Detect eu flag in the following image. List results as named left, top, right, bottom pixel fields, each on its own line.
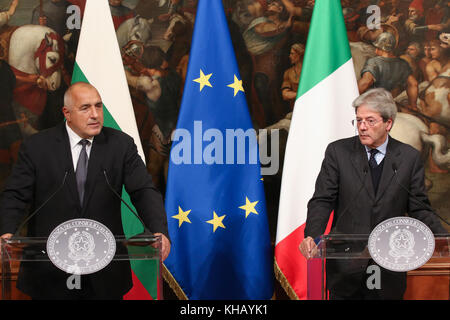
left=163, top=0, right=273, bottom=299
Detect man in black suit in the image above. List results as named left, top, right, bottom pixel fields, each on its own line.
left=0, top=82, right=170, bottom=299
left=299, top=88, right=447, bottom=300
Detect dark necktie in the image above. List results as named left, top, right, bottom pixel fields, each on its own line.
left=75, top=139, right=90, bottom=206
left=369, top=148, right=379, bottom=169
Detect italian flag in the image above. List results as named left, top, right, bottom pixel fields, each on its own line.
left=72, top=0, right=159, bottom=299
left=274, top=0, right=358, bottom=300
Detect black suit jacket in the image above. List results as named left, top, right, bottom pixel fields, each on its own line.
left=305, top=136, right=447, bottom=298
left=0, top=123, right=169, bottom=298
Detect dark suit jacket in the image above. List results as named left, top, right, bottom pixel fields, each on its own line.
left=0, top=123, right=169, bottom=299
left=305, top=136, right=447, bottom=298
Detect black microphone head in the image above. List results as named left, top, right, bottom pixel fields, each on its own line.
left=363, top=166, right=368, bottom=174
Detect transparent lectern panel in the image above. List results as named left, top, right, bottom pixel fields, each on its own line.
left=306, top=235, right=449, bottom=300
left=1, top=235, right=161, bottom=300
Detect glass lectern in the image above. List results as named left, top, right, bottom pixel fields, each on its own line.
left=1, top=235, right=161, bottom=300
left=307, top=234, right=449, bottom=300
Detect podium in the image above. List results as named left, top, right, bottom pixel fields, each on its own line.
left=307, top=234, right=450, bottom=300
left=1, top=235, right=162, bottom=300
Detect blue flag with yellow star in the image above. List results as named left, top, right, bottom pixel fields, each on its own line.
left=163, top=0, right=273, bottom=300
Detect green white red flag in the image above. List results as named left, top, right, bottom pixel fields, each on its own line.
left=72, top=0, right=159, bottom=300
left=274, top=0, right=359, bottom=299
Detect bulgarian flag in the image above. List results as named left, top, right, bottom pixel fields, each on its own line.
left=72, top=0, right=159, bottom=300
left=274, top=0, right=358, bottom=300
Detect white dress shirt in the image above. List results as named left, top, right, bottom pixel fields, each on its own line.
left=66, top=122, right=94, bottom=171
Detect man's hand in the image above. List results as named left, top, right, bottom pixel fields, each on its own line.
left=154, top=233, right=171, bottom=261
left=299, top=236, right=317, bottom=260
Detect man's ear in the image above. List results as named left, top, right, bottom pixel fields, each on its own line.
left=62, top=106, right=70, bottom=121
left=386, top=118, right=393, bottom=131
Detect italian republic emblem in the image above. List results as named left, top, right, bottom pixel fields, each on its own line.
left=47, top=219, right=116, bottom=275
left=368, top=217, right=435, bottom=272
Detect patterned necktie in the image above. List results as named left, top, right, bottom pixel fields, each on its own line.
left=369, top=148, right=379, bottom=169
left=75, top=139, right=90, bottom=206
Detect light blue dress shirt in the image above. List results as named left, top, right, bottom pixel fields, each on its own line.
left=364, top=136, right=388, bottom=165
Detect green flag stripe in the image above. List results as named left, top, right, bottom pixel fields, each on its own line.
left=71, top=62, right=157, bottom=298
left=72, top=63, right=120, bottom=132
left=72, top=63, right=143, bottom=236
left=297, top=0, right=351, bottom=98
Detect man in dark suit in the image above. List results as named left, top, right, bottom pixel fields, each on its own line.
left=299, top=88, right=447, bottom=300
left=0, top=82, right=170, bottom=299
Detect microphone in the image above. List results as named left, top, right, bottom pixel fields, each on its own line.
left=332, top=165, right=369, bottom=234
left=102, top=169, right=153, bottom=236
left=13, top=170, right=69, bottom=238
left=392, top=163, right=450, bottom=226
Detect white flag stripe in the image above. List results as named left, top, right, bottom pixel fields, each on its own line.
left=276, top=59, right=358, bottom=244
left=76, top=0, right=144, bottom=159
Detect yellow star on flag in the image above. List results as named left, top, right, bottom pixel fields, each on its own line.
left=227, top=75, right=244, bottom=97
left=193, top=69, right=213, bottom=91
left=206, top=211, right=226, bottom=232
left=239, top=197, right=259, bottom=218
left=172, top=206, right=192, bottom=227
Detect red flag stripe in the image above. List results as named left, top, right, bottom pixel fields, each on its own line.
left=123, top=270, right=154, bottom=300
left=275, top=213, right=334, bottom=300
left=275, top=224, right=307, bottom=299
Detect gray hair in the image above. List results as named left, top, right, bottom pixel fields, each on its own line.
left=352, top=88, right=397, bottom=122
left=63, top=82, right=99, bottom=109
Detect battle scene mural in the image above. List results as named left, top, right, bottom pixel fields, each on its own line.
left=0, top=0, right=449, bottom=251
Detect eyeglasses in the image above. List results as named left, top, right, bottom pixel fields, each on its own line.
left=352, top=118, right=384, bottom=128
